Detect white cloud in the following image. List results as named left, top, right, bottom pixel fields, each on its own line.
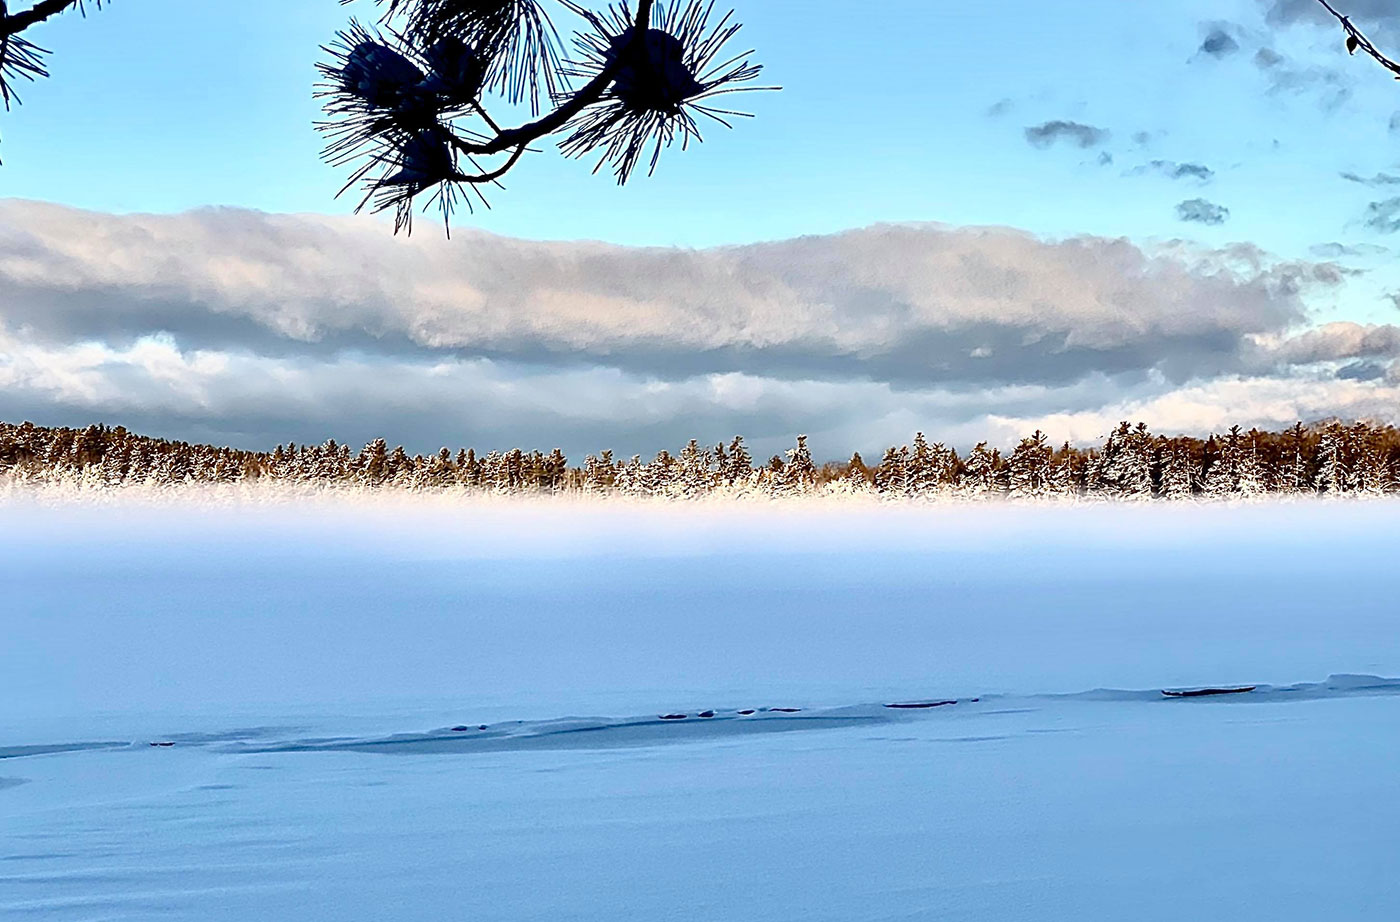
left=0, top=201, right=1385, bottom=458
left=0, top=201, right=1325, bottom=377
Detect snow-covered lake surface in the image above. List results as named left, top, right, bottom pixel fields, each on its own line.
left=3, top=497, right=1399, bottom=920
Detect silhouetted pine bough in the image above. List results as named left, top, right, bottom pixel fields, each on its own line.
left=1, top=2, right=772, bottom=226
left=3, top=419, right=1400, bottom=499
left=318, top=0, right=776, bottom=234
left=0, top=1, right=107, bottom=142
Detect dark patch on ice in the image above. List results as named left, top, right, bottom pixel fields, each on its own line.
left=885, top=700, right=958, bottom=710
left=1162, top=686, right=1256, bottom=698
left=232, top=709, right=895, bottom=756
left=0, top=777, right=30, bottom=791
left=0, top=742, right=130, bottom=760
left=14, top=675, right=1399, bottom=764
left=244, top=675, right=1399, bottom=757
left=162, top=727, right=298, bottom=744
left=0, top=727, right=304, bottom=761
left=1067, top=675, right=1400, bottom=705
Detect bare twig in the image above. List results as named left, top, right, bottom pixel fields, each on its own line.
left=455, top=141, right=527, bottom=183
left=1315, top=0, right=1400, bottom=79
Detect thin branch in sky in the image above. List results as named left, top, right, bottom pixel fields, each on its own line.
left=1314, top=0, right=1400, bottom=79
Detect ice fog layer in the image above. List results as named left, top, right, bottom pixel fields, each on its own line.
left=2, top=499, right=1399, bottom=919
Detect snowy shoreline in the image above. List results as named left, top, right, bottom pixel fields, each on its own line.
left=8, top=475, right=1400, bottom=508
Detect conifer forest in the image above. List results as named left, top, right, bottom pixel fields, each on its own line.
left=4, top=418, right=1399, bottom=498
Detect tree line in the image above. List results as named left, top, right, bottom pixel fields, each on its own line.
left=2, top=418, right=1399, bottom=498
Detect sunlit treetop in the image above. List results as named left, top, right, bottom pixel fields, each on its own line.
left=318, top=0, right=776, bottom=235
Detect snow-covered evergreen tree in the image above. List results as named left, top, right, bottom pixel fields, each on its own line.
left=907, top=433, right=938, bottom=496
left=1119, top=423, right=1155, bottom=497
left=1202, top=428, right=1241, bottom=498
left=932, top=442, right=959, bottom=492
left=583, top=451, right=615, bottom=491
left=73, top=424, right=105, bottom=469
left=97, top=443, right=128, bottom=486
left=1157, top=440, right=1195, bottom=499
left=478, top=450, right=505, bottom=491
left=388, top=445, right=414, bottom=487
left=1315, top=423, right=1350, bottom=495
left=1351, top=424, right=1391, bottom=495
left=1045, top=442, right=1080, bottom=497
left=845, top=452, right=871, bottom=487
left=1236, top=430, right=1268, bottom=497
left=676, top=439, right=715, bottom=497
left=504, top=448, right=526, bottom=491
left=1008, top=430, right=1053, bottom=497
left=826, top=452, right=873, bottom=495
left=214, top=451, right=242, bottom=484
left=643, top=450, right=676, bottom=495
left=722, top=436, right=753, bottom=487
left=1274, top=423, right=1312, bottom=494
left=774, top=435, right=817, bottom=495
left=359, top=438, right=389, bottom=486
left=127, top=441, right=153, bottom=484
left=959, top=442, right=1004, bottom=497
left=616, top=456, right=646, bottom=498
left=1091, top=423, right=1154, bottom=498
left=544, top=448, right=568, bottom=492
left=458, top=448, right=481, bottom=487
left=873, top=445, right=906, bottom=495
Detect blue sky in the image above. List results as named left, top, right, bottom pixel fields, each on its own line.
left=6, top=1, right=1398, bottom=260
left=3, top=0, right=1400, bottom=455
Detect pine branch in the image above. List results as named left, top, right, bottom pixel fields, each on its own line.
left=321, top=0, right=773, bottom=233
left=449, top=0, right=656, bottom=157
left=1, top=0, right=99, bottom=37
left=1, top=0, right=105, bottom=116
left=1315, top=0, right=1400, bottom=79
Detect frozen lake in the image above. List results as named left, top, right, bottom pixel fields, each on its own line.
left=3, top=498, right=1399, bottom=920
